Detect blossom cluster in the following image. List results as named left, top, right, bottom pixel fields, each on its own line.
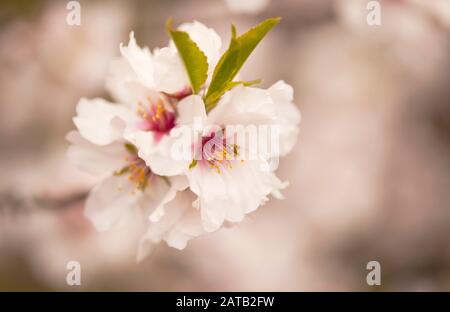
left=67, top=18, right=300, bottom=260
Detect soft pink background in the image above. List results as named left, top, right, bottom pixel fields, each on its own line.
left=0, top=0, right=449, bottom=291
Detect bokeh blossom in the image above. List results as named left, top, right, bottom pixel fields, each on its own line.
left=67, top=18, right=300, bottom=260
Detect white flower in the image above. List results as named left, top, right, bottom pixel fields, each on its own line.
left=67, top=129, right=167, bottom=233
left=67, top=98, right=200, bottom=259
left=153, top=81, right=300, bottom=232
left=67, top=18, right=300, bottom=258
left=159, top=93, right=289, bottom=232
left=105, top=22, right=223, bottom=176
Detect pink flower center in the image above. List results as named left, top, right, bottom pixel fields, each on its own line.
left=191, top=131, right=240, bottom=174
left=136, top=96, right=176, bottom=141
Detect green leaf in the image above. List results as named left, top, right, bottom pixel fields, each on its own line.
left=167, top=18, right=208, bottom=94
left=205, top=79, right=262, bottom=113
left=204, top=17, right=281, bottom=109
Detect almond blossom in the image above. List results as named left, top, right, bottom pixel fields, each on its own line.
left=105, top=22, right=221, bottom=176
left=160, top=90, right=293, bottom=232
left=67, top=17, right=301, bottom=260
left=67, top=98, right=202, bottom=258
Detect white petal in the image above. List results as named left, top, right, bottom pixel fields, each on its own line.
left=176, top=94, right=207, bottom=125
left=124, top=128, right=157, bottom=160
left=268, top=80, right=301, bottom=156
left=142, top=145, right=188, bottom=177
left=208, top=85, right=276, bottom=126
left=85, top=174, right=171, bottom=234
left=137, top=189, right=203, bottom=261
left=73, top=98, right=136, bottom=146
left=120, top=31, right=155, bottom=88
left=186, top=165, right=228, bottom=232
left=187, top=160, right=287, bottom=232
left=66, top=131, right=126, bottom=176
left=105, top=57, right=137, bottom=105
left=124, top=128, right=187, bottom=177
left=149, top=175, right=190, bottom=223
left=105, top=58, right=162, bottom=111
left=153, top=47, right=190, bottom=94
left=277, top=123, right=300, bottom=157
left=84, top=174, right=142, bottom=232
left=137, top=174, right=172, bottom=214
left=268, top=80, right=301, bottom=124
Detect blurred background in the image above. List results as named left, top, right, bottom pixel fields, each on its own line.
left=0, top=0, right=449, bottom=291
